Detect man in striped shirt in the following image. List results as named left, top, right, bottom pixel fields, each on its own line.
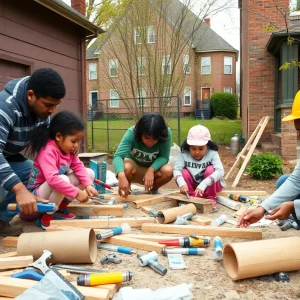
left=0, top=68, right=65, bottom=236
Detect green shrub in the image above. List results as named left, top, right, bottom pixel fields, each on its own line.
left=246, top=152, right=283, bottom=180
left=211, top=92, right=238, bottom=119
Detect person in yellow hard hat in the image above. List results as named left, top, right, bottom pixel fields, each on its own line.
left=238, top=91, right=300, bottom=229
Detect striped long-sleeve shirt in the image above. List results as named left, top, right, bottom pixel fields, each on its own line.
left=0, top=77, right=49, bottom=191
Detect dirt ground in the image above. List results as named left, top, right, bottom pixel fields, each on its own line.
left=1, top=145, right=300, bottom=300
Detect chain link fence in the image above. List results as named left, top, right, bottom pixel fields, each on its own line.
left=87, top=96, right=181, bottom=152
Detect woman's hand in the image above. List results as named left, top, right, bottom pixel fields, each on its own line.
left=144, top=167, right=155, bottom=192
left=265, top=202, right=295, bottom=220
left=238, top=206, right=265, bottom=228
left=118, top=172, right=130, bottom=198
left=85, top=185, right=98, bottom=197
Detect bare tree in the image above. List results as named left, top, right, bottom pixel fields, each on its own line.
left=96, top=0, right=236, bottom=119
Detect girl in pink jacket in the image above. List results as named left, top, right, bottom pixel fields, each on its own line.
left=26, top=111, right=98, bottom=229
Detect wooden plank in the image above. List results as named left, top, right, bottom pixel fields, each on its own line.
left=165, top=195, right=213, bottom=213
left=67, top=204, right=123, bottom=217
left=102, top=235, right=165, bottom=252
left=2, top=237, right=18, bottom=247
left=125, top=234, right=185, bottom=242
left=0, top=276, right=109, bottom=300
left=142, top=224, right=263, bottom=239
left=71, top=281, right=119, bottom=299
left=0, top=252, right=17, bottom=258
left=0, top=256, right=33, bottom=270
left=132, top=192, right=176, bottom=208
left=217, top=190, right=267, bottom=196
left=0, top=269, right=70, bottom=280
left=50, top=217, right=155, bottom=228
left=190, top=217, right=211, bottom=226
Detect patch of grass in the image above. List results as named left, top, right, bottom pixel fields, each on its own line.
left=87, top=117, right=242, bottom=152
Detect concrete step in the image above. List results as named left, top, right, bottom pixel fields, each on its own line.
left=271, top=133, right=281, bottom=147
left=260, top=142, right=280, bottom=155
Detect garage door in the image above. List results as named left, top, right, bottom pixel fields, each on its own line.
left=0, top=59, right=28, bottom=91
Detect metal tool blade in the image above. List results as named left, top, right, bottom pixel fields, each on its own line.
left=51, top=264, right=109, bottom=274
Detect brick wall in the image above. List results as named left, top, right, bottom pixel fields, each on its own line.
left=71, top=0, right=85, bottom=15
left=242, top=0, right=293, bottom=157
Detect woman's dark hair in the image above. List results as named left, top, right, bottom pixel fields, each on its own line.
left=134, top=113, right=168, bottom=143
left=180, top=139, right=218, bottom=152
left=27, top=68, right=66, bottom=99
left=28, top=111, right=84, bottom=156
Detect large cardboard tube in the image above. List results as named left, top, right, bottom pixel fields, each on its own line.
left=156, top=203, right=196, bottom=224
left=223, top=236, right=300, bottom=280
left=217, top=196, right=241, bottom=211
left=17, top=229, right=97, bottom=264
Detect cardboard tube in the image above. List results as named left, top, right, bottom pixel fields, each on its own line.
left=17, top=229, right=97, bottom=264
left=217, top=196, right=241, bottom=211
left=223, top=236, right=300, bottom=280
left=156, top=203, right=196, bottom=224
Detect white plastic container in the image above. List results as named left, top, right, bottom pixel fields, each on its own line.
left=211, top=214, right=227, bottom=227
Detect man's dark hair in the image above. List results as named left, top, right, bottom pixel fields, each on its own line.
left=27, top=68, right=66, bottom=99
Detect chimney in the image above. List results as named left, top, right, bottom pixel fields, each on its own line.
left=71, top=0, right=86, bottom=16
left=204, top=18, right=210, bottom=27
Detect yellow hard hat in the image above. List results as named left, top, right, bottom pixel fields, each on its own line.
left=282, top=91, right=300, bottom=122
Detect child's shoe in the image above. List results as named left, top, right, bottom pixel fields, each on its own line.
left=55, top=208, right=75, bottom=220
left=36, top=213, right=65, bottom=230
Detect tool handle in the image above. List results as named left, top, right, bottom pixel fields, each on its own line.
left=117, top=246, right=133, bottom=254
left=11, top=269, right=43, bottom=281
left=94, top=179, right=112, bottom=189
left=7, top=202, right=56, bottom=215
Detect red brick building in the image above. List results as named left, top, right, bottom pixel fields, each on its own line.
left=86, top=0, right=238, bottom=117
left=240, top=0, right=300, bottom=159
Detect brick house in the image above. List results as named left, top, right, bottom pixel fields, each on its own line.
left=86, top=0, right=238, bottom=117
left=0, top=0, right=101, bottom=151
left=240, top=0, right=300, bottom=159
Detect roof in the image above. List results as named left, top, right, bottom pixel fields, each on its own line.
left=164, top=0, right=238, bottom=54
left=87, top=0, right=238, bottom=58
left=34, top=0, right=103, bottom=37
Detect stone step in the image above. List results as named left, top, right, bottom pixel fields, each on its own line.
left=260, top=142, right=280, bottom=155
left=271, top=133, right=281, bottom=147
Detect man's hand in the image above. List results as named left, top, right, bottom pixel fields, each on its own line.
left=76, top=189, right=89, bottom=203
left=179, top=184, right=188, bottom=194
left=118, top=172, right=130, bottom=198
left=13, top=183, right=38, bottom=215
left=237, top=206, right=266, bottom=228
left=265, top=202, right=294, bottom=221
left=85, top=185, right=98, bottom=197
left=144, top=167, right=155, bottom=192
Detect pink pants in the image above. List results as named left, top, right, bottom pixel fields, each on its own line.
left=182, top=166, right=223, bottom=208
left=20, top=168, right=94, bottom=221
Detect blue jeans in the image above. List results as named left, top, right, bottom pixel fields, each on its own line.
left=0, top=159, right=33, bottom=221
left=276, top=174, right=300, bottom=229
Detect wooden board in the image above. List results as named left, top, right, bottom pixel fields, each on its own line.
left=50, top=217, right=155, bottom=228
left=2, top=237, right=18, bottom=247
left=0, top=276, right=110, bottom=300
left=0, top=252, right=17, bottom=258
left=142, top=224, right=262, bottom=239
left=190, top=217, right=211, bottom=226
left=0, top=256, right=33, bottom=270
left=67, top=204, right=123, bottom=217
left=0, top=269, right=70, bottom=280
left=217, top=190, right=267, bottom=196
left=165, top=195, right=213, bottom=213
left=102, top=235, right=165, bottom=252
left=132, top=194, right=172, bottom=208
left=125, top=234, right=185, bottom=242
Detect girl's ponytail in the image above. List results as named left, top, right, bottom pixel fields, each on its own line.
left=27, top=124, right=50, bottom=156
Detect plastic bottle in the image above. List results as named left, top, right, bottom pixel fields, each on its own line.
left=211, top=214, right=227, bottom=227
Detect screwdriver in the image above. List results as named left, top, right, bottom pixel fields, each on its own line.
left=98, top=243, right=136, bottom=254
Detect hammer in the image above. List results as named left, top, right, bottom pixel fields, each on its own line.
left=137, top=251, right=167, bottom=276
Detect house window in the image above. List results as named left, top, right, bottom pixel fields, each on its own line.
left=109, top=59, right=118, bottom=77
left=162, top=55, right=171, bottom=74
left=291, top=0, right=300, bottom=15
left=224, top=56, right=233, bottom=74
left=224, top=87, right=232, bottom=93
left=201, top=57, right=211, bottom=74
left=134, top=27, right=142, bottom=44
left=163, top=86, right=172, bottom=106
left=89, top=63, right=97, bottom=80
left=183, top=55, right=191, bottom=74
left=110, top=89, right=119, bottom=108
left=148, top=26, right=155, bottom=43
left=89, top=91, right=98, bottom=107
left=137, top=88, right=146, bottom=107
left=137, top=57, right=146, bottom=76
left=184, top=87, right=191, bottom=105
